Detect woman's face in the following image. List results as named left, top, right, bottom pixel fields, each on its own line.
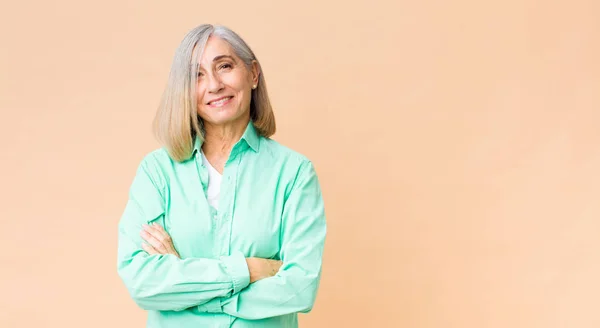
left=196, top=36, right=259, bottom=127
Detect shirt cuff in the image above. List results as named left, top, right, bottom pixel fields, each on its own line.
left=220, top=250, right=250, bottom=295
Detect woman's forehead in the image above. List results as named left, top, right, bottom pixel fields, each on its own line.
left=198, top=37, right=236, bottom=63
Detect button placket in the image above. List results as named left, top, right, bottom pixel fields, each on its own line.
left=215, top=160, right=230, bottom=256
left=225, top=155, right=242, bottom=256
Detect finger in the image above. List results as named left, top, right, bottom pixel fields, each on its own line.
left=148, top=223, right=171, bottom=242
left=147, top=223, right=177, bottom=254
left=154, top=223, right=166, bottom=232
left=267, top=260, right=280, bottom=277
left=143, top=223, right=167, bottom=241
left=141, top=242, right=159, bottom=255
left=143, top=223, right=177, bottom=255
left=140, top=229, right=168, bottom=253
left=271, top=260, right=283, bottom=272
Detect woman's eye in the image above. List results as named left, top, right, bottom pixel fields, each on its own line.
left=219, top=63, right=232, bottom=70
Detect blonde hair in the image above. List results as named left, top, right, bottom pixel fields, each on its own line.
left=152, top=24, right=276, bottom=162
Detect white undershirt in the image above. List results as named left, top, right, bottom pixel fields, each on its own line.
left=200, top=151, right=222, bottom=210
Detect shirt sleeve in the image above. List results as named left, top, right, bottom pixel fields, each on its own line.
left=197, top=160, right=327, bottom=319
left=117, top=154, right=250, bottom=312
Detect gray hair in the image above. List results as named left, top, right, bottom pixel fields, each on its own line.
left=152, top=24, right=275, bottom=162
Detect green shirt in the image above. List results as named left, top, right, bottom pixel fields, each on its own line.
left=117, top=122, right=327, bottom=327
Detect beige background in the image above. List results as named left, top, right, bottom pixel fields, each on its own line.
left=1, top=0, right=599, bottom=327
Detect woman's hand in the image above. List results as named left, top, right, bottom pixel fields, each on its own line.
left=245, top=257, right=283, bottom=283
left=140, top=223, right=180, bottom=258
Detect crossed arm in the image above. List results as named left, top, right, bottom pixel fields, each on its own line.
left=117, top=157, right=326, bottom=319
left=140, top=222, right=282, bottom=285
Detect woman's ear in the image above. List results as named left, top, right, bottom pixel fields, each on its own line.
left=250, top=60, right=260, bottom=86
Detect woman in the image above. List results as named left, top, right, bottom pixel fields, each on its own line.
left=116, top=24, right=327, bottom=328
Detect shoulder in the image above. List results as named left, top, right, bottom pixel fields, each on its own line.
left=137, top=147, right=173, bottom=169
left=260, top=137, right=313, bottom=169
left=259, top=137, right=320, bottom=184
left=259, top=139, right=323, bottom=203
left=141, top=147, right=174, bottom=165
left=133, top=147, right=176, bottom=188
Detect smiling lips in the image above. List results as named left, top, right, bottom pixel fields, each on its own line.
left=207, top=96, right=233, bottom=108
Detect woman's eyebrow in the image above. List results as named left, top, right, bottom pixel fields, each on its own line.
left=212, top=55, right=236, bottom=62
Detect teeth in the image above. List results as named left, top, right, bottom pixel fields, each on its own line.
left=210, top=97, right=231, bottom=106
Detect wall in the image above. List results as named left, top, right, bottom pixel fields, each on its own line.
left=1, top=1, right=599, bottom=327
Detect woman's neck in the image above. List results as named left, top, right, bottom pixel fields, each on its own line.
left=201, top=117, right=250, bottom=171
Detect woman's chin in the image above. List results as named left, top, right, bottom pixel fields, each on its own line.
left=201, top=106, right=249, bottom=125
left=204, top=113, right=245, bottom=126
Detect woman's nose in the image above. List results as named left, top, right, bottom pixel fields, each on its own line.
left=207, top=73, right=224, bottom=93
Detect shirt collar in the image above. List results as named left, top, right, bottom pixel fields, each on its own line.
left=240, top=121, right=260, bottom=152
left=192, top=120, right=260, bottom=156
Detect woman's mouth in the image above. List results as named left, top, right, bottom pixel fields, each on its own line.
left=207, top=96, right=233, bottom=108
